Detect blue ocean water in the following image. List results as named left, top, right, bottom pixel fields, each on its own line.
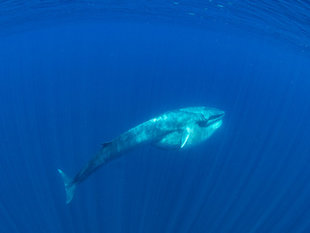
left=1, top=1, right=310, bottom=233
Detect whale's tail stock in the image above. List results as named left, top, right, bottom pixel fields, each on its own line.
left=57, top=169, right=76, bottom=204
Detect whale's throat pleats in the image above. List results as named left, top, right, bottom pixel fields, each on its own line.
left=153, top=129, right=191, bottom=149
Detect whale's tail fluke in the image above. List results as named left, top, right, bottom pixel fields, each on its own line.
left=57, top=169, right=76, bottom=204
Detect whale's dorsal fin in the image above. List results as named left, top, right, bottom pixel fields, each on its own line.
left=102, top=141, right=112, bottom=148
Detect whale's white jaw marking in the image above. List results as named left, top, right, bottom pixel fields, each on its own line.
left=212, top=119, right=222, bottom=129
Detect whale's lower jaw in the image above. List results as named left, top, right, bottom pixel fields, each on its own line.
left=211, top=119, right=223, bottom=130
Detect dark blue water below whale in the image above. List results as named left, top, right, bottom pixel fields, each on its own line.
left=1, top=1, right=310, bottom=233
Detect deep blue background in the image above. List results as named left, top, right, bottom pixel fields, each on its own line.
left=1, top=18, right=310, bottom=233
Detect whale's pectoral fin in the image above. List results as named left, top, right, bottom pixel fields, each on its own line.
left=180, top=130, right=190, bottom=148
left=58, top=169, right=76, bottom=204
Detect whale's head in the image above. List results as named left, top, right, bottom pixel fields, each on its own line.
left=181, top=106, right=224, bottom=127
left=154, top=106, right=224, bottom=149
left=196, top=107, right=225, bottom=130
left=178, top=106, right=225, bottom=147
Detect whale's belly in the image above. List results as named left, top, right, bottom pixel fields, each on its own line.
left=154, top=131, right=184, bottom=149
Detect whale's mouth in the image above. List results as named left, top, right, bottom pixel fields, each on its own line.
left=209, top=112, right=225, bottom=121
left=210, top=119, right=223, bottom=129
left=208, top=112, right=224, bottom=129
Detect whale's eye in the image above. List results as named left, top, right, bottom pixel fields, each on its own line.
left=197, top=114, right=208, bottom=127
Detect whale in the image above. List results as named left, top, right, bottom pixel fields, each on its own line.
left=58, top=106, right=224, bottom=203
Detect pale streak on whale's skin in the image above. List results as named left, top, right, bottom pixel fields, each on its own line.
left=58, top=106, right=224, bottom=204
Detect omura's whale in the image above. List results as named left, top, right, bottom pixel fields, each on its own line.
left=58, top=106, right=224, bottom=203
